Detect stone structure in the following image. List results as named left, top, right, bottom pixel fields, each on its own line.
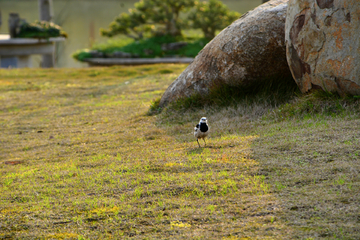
left=159, top=0, right=291, bottom=107
left=285, top=0, right=360, bottom=95
left=39, top=0, right=54, bottom=68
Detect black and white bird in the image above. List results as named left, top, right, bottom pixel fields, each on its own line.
left=194, top=117, right=209, bottom=148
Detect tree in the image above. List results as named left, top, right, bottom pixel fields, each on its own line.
left=100, top=10, right=152, bottom=40
left=100, top=0, right=194, bottom=39
left=188, top=0, right=240, bottom=39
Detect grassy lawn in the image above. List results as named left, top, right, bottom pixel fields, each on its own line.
left=1, top=65, right=359, bottom=239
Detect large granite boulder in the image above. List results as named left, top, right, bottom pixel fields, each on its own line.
left=285, top=0, right=360, bottom=96
left=159, top=0, right=291, bottom=107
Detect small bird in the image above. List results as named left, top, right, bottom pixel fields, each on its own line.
left=194, top=117, right=209, bottom=148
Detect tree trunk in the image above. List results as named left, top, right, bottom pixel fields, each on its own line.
left=166, top=10, right=181, bottom=37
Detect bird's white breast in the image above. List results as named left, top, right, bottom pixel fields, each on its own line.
left=194, top=129, right=208, bottom=139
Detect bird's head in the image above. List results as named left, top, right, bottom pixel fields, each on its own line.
left=200, top=117, right=207, bottom=123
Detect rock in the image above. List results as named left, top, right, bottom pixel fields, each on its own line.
left=161, top=42, right=188, bottom=51
left=285, top=0, right=360, bottom=96
left=144, top=49, right=154, bottom=55
left=4, top=160, right=23, bottom=165
left=89, top=50, right=104, bottom=58
left=105, top=51, right=133, bottom=58
left=8, top=13, right=21, bottom=38
left=159, top=0, right=291, bottom=107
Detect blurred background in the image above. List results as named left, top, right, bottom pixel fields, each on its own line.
left=0, top=0, right=262, bottom=68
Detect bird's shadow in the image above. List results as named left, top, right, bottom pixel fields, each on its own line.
left=187, top=148, right=204, bottom=154
left=187, top=145, right=224, bottom=154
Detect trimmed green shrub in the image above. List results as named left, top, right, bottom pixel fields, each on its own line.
left=17, top=20, right=67, bottom=39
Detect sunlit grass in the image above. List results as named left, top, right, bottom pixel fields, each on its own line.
left=0, top=65, right=282, bottom=239
left=1, top=65, right=360, bottom=239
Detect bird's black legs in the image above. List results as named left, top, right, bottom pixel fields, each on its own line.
left=196, top=138, right=207, bottom=148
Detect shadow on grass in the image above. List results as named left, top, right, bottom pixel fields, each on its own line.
left=155, top=76, right=299, bottom=114
left=187, top=147, right=204, bottom=154
left=187, top=144, right=226, bottom=154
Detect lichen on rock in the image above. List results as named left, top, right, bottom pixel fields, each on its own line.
left=285, top=0, right=360, bottom=96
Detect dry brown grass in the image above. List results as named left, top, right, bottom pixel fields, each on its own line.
left=1, top=65, right=359, bottom=239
